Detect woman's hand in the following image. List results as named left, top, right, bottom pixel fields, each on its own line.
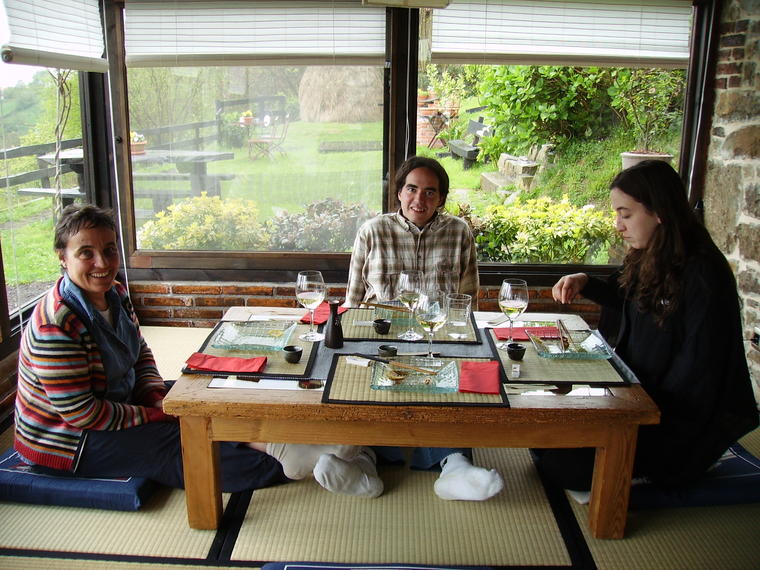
left=552, top=273, right=589, bottom=304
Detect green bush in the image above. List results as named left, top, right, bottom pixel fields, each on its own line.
left=475, top=196, right=620, bottom=263
left=608, top=68, right=686, bottom=152
left=218, top=112, right=247, bottom=148
left=267, top=198, right=377, bottom=252
left=137, top=193, right=268, bottom=250
left=479, top=66, right=615, bottom=159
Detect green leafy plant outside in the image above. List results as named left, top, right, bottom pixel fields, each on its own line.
left=479, top=66, right=615, bottom=159
left=267, top=198, right=377, bottom=252
left=217, top=112, right=247, bottom=148
left=475, top=196, right=620, bottom=264
left=608, top=68, right=686, bottom=152
left=137, top=193, right=268, bottom=250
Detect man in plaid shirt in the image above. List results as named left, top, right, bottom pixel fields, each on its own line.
left=345, top=156, right=479, bottom=307
left=318, top=157, right=503, bottom=503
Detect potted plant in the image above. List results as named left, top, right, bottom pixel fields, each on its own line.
left=240, top=109, right=254, bottom=125
left=609, top=68, right=685, bottom=169
left=130, top=131, right=146, bottom=155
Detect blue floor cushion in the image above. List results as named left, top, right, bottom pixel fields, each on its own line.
left=629, top=442, right=760, bottom=509
left=0, top=448, right=158, bottom=511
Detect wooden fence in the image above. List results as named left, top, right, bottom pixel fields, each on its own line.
left=0, top=120, right=218, bottom=194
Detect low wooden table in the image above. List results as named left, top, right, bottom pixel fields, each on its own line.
left=163, top=370, right=659, bottom=539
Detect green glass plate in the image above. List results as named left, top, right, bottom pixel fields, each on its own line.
left=370, top=356, right=458, bottom=393
left=526, top=329, right=613, bottom=360
left=210, top=320, right=297, bottom=351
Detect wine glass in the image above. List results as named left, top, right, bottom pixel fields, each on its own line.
left=396, top=270, right=423, bottom=341
left=497, top=278, right=529, bottom=349
left=296, top=270, right=326, bottom=342
left=415, top=289, right=447, bottom=358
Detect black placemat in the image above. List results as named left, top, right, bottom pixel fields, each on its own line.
left=341, top=308, right=482, bottom=344
left=485, top=329, right=629, bottom=385
left=181, top=320, right=318, bottom=378
left=322, top=353, right=509, bottom=407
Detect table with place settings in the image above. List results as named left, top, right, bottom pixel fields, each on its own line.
left=161, top=307, right=660, bottom=539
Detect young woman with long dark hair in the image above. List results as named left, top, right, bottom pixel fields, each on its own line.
left=542, top=160, right=758, bottom=491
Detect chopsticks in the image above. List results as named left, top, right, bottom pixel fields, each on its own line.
left=556, top=319, right=580, bottom=353
left=358, top=354, right=439, bottom=375
left=359, top=301, right=411, bottom=313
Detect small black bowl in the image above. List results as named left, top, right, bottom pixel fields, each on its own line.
left=378, top=344, right=398, bottom=358
left=373, top=318, right=392, bottom=335
left=283, top=345, right=303, bottom=364
left=506, top=342, right=526, bottom=361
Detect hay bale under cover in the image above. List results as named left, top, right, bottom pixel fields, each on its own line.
left=299, top=67, right=383, bottom=123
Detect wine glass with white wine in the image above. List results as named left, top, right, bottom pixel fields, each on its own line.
left=296, top=270, right=326, bottom=342
left=416, top=288, right=447, bottom=358
left=396, top=270, right=424, bottom=341
left=497, top=278, right=529, bottom=349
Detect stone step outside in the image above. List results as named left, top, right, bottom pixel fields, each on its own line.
left=480, top=171, right=511, bottom=192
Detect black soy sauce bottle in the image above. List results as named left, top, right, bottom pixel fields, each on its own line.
left=324, top=299, right=344, bottom=348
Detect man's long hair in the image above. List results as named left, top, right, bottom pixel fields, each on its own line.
left=394, top=156, right=450, bottom=203
left=614, top=160, right=711, bottom=325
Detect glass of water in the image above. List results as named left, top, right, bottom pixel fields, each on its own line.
left=446, top=293, right=472, bottom=340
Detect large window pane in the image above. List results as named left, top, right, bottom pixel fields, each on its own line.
left=127, top=64, right=384, bottom=253
left=418, top=3, right=688, bottom=266
left=0, top=62, right=87, bottom=314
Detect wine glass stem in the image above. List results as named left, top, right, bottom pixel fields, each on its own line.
left=310, top=309, right=315, bottom=334
left=428, top=332, right=434, bottom=358
left=409, top=308, right=415, bottom=337
left=509, top=318, right=514, bottom=342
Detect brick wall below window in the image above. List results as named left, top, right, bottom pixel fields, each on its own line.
left=128, top=281, right=602, bottom=328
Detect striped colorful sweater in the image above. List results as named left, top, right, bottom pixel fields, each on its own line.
left=14, top=278, right=168, bottom=471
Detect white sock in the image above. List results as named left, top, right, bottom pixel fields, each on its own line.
left=566, top=489, right=590, bottom=505
left=265, top=443, right=361, bottom=480
left=433, top=452, right=504, bottom=501
left=313, top=447, right=384, bottom=498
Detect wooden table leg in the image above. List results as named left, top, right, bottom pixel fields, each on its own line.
left=587, top=425, right=638, bottom=539
left=178, top=416, right=223, bottom=529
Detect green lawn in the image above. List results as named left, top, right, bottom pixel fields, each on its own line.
left=204, top=120, right=385, bottom=220
left=1, top=202, right=58, bottom=286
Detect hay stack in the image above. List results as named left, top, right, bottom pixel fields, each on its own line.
left=299, top=67, right=383, bottom=123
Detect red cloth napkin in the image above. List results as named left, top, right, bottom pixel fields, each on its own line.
left=185, top=352, right=267, bottom=373
left=493, top=326, right=559, bottom=341
left=300, top=302, right=348, bottom=325
left=459, top=360, right=501, bottom=394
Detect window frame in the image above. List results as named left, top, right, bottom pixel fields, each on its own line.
left=107, top=1, right=709, bottom=287
left=0, top=0, right=719, bottom=359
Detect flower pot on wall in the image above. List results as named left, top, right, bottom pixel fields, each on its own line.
left=620, top=151, right=673, bottom=170
left=131, top=141, right=147, bottom=155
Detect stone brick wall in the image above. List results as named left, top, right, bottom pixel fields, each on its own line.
left=129, top=281, right=601, bottom=329
left=704, top=0, right=760, bottom=400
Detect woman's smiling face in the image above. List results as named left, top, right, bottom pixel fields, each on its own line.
left=58, top=225, right=120, bottom=309
left=611, top=187, right=661, bottom=249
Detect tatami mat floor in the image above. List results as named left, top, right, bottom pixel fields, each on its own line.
left=2, top=419, right=759, bottom=569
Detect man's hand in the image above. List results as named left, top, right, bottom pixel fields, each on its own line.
left=552, top=273, right=589, bottom=304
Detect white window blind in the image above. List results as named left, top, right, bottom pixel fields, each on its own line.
left=431, top=0, right=692, bottom=68
left=124, top=0, right=387, bottom=67
left=1, top=0, right=107, bottom=72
